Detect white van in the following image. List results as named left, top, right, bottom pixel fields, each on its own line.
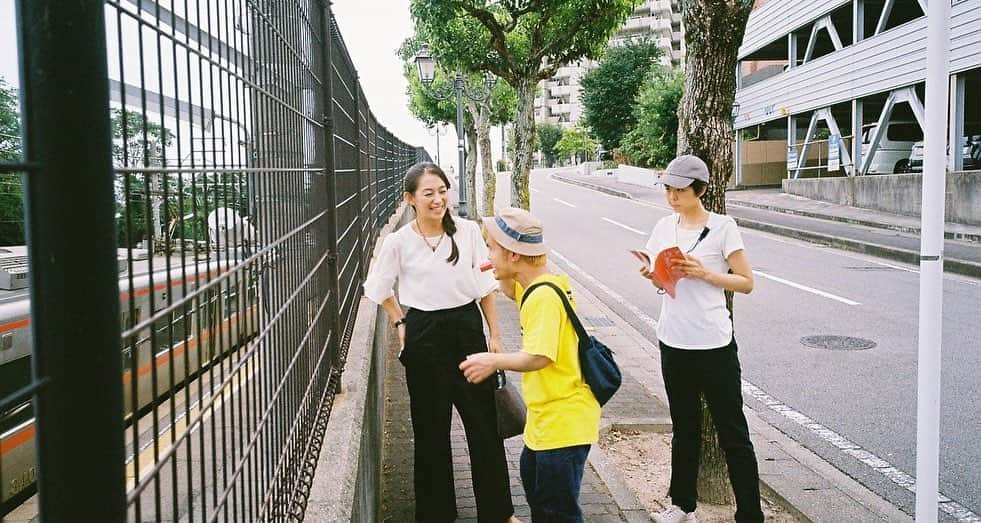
left=860, top=121, right=923, bottom=174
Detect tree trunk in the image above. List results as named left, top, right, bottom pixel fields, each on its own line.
left=465, top=121, right=479, bottom=220
left=467, top=98, right=496, bottom=216
left=509, top=79, right=536, bottom=210
left=677, top=0, right=754, bottom=506
left=477, top=108, right=496, bottom=216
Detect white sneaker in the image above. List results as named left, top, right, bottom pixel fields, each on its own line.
left=653, top=505, right=696, bottom=523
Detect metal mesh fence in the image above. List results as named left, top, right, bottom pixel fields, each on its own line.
left=0, top=0, right=424, bottom=520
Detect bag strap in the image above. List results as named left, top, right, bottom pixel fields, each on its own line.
left=519, top=281, right=589, bottom=345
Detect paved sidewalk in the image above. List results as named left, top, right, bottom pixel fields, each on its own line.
left=553, top=170, right=981, bottom=278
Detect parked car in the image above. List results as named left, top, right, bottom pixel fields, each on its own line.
left=908, top=135, right=981, bottom=172
left=861, top=121, right=923, bottom=174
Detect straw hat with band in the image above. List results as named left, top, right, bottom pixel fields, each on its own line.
left=482, top=207, right=549, bottom=256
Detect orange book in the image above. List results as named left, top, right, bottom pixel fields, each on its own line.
left=630, top=246, right=686, bottom=298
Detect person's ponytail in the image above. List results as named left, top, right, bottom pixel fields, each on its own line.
left=442, top=211, right=459, bottom=265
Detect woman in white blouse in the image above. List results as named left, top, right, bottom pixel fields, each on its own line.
left=363, top=162, right=518, bottom=523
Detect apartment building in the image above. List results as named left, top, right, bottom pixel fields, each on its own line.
left=733, top=0, right=980, bottom=187
left=534, top=0, right=684, bottom=129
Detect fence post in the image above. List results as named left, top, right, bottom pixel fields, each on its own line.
left=19, top=0, right=125, bottom=519
left=320, top=3, right=343, bottom=374
left=354, top=81, right=364, bottom=281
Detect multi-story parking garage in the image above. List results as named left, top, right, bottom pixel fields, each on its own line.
left=733, top=0, right=980, bottom=193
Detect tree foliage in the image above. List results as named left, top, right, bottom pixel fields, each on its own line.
left=555, top=125, right=596, bottom=163
left=0, top=78, right=24, bottom=246
left=110, top=108, right=176, bottom=248
left=581, top=39, right=663, bottom=151
left=536, top=123, right=563, bottom=167
left=620, top=68, right=683, bottom=168
left=410, top=0, right=636, bottom=209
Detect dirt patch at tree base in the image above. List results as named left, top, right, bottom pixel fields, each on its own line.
left=599, top=429, right=802, bottom=522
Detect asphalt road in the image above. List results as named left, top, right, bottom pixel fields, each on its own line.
left=482, top=167, right=980, bottom=522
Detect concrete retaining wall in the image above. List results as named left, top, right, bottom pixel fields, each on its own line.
left=305, top=204, right=407, bottom=522
left=614, top=164, right=659, bottom=187
left=782, top=171, right=981, bottom=225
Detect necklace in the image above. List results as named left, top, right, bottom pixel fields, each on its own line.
left=675, top=214, right=711, bottom=254
left=415, top=217, right=445, bottom=252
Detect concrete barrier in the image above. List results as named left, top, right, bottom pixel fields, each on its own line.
left=782, top=171, right=981, bottom=225
left=305, top=204, right=408, bottom=522
left=614, top=164, right=659, bottom=187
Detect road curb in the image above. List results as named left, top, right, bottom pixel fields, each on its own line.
left=734, top=217, right=981, bottom=279
left=728, top=200, right=981, bottom=244
left=551, top=174, right=635, bottom=199
left=587, top=440, right=653, bottom=522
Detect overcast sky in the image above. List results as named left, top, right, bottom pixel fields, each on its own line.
left=0, top=1, right=491, bottom=175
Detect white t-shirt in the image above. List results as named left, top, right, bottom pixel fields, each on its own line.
left=363, top=217, right=497, bottom=311
left=645, top=212, right=745, bottom=349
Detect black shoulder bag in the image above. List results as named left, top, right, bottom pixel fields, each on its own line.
left=520, top=282, right=621, bottom=406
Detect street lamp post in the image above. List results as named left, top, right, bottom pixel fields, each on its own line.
left=414, top=44, right=496, bottom=218
left=428, top=123, right=448, bottom=165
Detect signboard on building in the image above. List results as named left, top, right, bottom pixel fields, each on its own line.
left=828, top=134, right=841, bottom=171
left=787, top=146, right=798, bottom=170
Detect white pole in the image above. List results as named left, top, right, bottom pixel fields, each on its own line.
left=915, top=0, right=950, bottom=521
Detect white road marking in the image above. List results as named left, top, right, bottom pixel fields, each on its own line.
left=550, top=249, right=659, bottom=333
left=530, top=188, right=540, bottom=193
left=602, top=217, right=646, bottom=236
left=742, top=382, right=980, bottom=523
left=553, top=197, right=576, bottom=208
left=753, top=270, right=861, bottom=306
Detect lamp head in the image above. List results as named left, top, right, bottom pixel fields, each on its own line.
left=414, top=44, right=436, bottom=86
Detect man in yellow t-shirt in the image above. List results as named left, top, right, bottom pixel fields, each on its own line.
left=460, top=208, right=600, bottom=522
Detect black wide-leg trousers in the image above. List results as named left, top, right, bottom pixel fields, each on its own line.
left=400, top=301, right=514, bottom=523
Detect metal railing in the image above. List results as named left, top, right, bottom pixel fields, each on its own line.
left=1, top=0, right=425, bottom=520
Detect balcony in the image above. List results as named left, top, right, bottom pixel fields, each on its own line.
left=623, top=17, right=651, bottom=33
left=550, top=103, right=573, bottom=115
left=652, top=19, right=671, bottom=33
left=550, top=84, right=573, bottom=97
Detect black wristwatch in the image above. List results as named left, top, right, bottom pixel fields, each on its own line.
left=393, top=318, right=406, bottom=327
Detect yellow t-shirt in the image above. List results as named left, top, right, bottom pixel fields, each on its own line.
left=516, top=274, right=601, bottom=451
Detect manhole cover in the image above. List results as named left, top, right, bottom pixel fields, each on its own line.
left=582, top=316, right=614, bottom=328
left=800, top=335, right=876, bottom=351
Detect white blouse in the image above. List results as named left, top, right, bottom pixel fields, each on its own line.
left=362, top=217, right=498, bottom=311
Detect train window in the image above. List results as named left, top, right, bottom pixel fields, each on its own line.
left=154, top=311, right=187, bottom=348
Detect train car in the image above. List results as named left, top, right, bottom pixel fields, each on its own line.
left=0, top=249, right=259, bottom=515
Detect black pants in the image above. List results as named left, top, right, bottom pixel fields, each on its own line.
left=659, top=339, right=764, bottom=523
left=401, top=301, right=514, bottom=522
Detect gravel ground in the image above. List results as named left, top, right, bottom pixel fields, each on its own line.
left=600, top=429, right=801, bottom=522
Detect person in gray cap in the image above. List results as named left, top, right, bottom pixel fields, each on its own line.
left=460, top=207, right=600, bottom=523
left=641, top=155, right=763, bottom=523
